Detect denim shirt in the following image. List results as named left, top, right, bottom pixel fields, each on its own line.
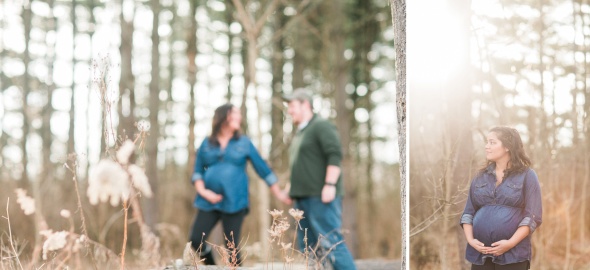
left=191, top=136, right=277, bottom=213
left=460, top=164, right=542, bottom=265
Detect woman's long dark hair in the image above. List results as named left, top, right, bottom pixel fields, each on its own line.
left=480, top=126, right=532, bottom=178
left=209, top=103, right=240, bottom=145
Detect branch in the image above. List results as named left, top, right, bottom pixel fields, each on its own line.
left=253, top=0, right=281, bottom=34
left=231, top=0, right=254, bottom=33
left=262, top=0, right=317, bottom=48
left=409, top=203, right=444, bottom=238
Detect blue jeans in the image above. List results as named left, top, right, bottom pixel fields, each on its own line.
left=294, top=197, right=356, bottom=270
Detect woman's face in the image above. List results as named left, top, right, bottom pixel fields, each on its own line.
left=485, top=132, right=510, bottom=162
left=225, top=107, right=242, bottom=131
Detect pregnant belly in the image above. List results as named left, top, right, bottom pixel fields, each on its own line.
left=472, top=205, right=523, bottom=246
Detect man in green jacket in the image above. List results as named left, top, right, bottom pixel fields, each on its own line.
left=284, top=88, right=356, bottom=270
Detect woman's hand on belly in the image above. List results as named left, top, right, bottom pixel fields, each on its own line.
left=489, top=226, right=530, bottom=256
left=489, top=239, right=515, bottom=257
left=200, top=189, right=224, bottom=204
left=468, top=238, right=491, bottom=255
left=194, top=180, right=224, bottom=204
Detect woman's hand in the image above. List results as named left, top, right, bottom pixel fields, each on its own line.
left=270, top=183, right=292, bottom=205
left=489, top=239, right=515, bottom=257
left=468, top=238, right=491, bottom=255
left=194, top=180, right=223, bottom=204
left=275, top=190, right=293, bottom=205
left=200, top=189, right=223, bottom=204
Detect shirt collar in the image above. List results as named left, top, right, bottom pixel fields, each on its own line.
left=297, top=114, right=316, bottom=131
left=484, top=163, right=496, bottom=175
left=298, top=120, right=310, bottom=131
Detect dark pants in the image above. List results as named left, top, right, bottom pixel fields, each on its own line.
left=471, top=259, right=530, bottom=270
left=188, top=209, right=247, bottom=265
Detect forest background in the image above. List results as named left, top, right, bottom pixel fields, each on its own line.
left=0, top=0, right=400, bottom=268
left=409, top=0, right=590, bottom=269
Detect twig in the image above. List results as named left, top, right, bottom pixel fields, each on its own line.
left=121, top=200, right=129, bottom=270
left=3, top=198, right=24, bottom=270
left=64, top=158, right=99, bottom=270
left=304, top=229, right=308, bottom=270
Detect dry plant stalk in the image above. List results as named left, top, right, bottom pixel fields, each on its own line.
left=62, top=154, right=100, bottom=270
left=182, top=241, right=204, bottom=267
left=264, top=208, right=346, bottom=269
left=204, top=232, right=249, bottom=269
left=63, top=154, right=90, bottom=238
left=91, top=55, right=117, bottom=153
left=121, top=200, right=129, bottom=270
left=3, top=198, right=24, bottom=270
left=88, top=55, right=160, bottom=269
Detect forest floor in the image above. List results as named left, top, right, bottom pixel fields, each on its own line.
left=163, top=259, right=401, bottom=270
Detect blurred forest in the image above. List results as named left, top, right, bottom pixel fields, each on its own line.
left=0, top=0, right=399, bottom=268
left=410, top=0, right=590, bottom=269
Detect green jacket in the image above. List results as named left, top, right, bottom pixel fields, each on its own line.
left=289, top=114, right=344, bottom=197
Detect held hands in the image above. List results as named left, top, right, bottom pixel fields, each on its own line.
left=275, top=190, right=293, bottom=205
left=321, top=185, right=336, bottom=203
left=270, top=183, right=292, bottom=205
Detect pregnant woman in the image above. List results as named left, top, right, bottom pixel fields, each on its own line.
left=189, top=103, right=291, bottom=265
left=460, top=126, right=542, bottom=270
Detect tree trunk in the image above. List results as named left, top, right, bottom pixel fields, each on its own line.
left=327, top=19, right=358, bottom=261
left=68, top=0, right=77, bottom=157
left=579, top=0, right=589, bottom=242
left=145, top=0, right=161, bottom=228
left=292, top=50, right=305, bottom=89
left=41, top=0, right=57, bottom=189
left=118, top=0, right=135, bottom=141
left=320, top=0, right=357, bottom=257
left=229, top=1, right=283, bottom=251
left=85, top=0, right=96, bottom=180
left=538, top=0, right=549, bottom=154
left=239, top=39, right=249, bottom=134
left=270, top=3, right=287, bottom=177
left=167, top=3, right=177, bottom=166
left=352, top=0, right=379, bottom=257
left=19, top=2, right=32, bottom=190
left=186, top=0, right=198, bottom=180
left=225, top=0, right=234, bottom=101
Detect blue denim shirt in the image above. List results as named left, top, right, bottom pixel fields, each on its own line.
left=191, top=136, right=277, bottom=213
left=460, top=164, right=542, bottom=265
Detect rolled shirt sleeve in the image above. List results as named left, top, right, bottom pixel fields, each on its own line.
left=519, top=169, right=542, bottom=233
left=191, top=140, right=208, bottom=183
left=318, top=122, right=342, bottom=167
left=460, top=180, right=478, bottom=227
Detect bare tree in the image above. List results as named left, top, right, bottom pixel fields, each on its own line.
left=68, top=0, right=77, bottom=157
left=230, top=0, right=282, bottom=254
left=145, top=0, right=161, bottom=228
left=19, top=2, right=32, bottom=190
left=186, top=0, right=198, bottom=180
left=270, top=3, right=288, bottom=175
left=118, top=0, right=136, bottom=141
left=225, top=1, right=235, bottom=101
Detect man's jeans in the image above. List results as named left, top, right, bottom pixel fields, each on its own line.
left=294, top=197, right=357, bottom=270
